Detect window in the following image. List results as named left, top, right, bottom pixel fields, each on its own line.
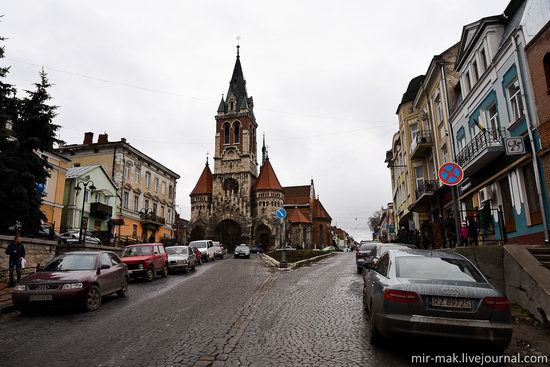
left=223, top=178, right=239, bottom=194
left=168, top=185, right=173, bottom=199
left=464, top=71, right=471, bottom=94
left=376, top=253, right=389, bottom=277
left=234, top=122, right=240, bottom=144
left=123, top=191, right=129, bottom=209
left=99, top=253, right=111, bottom=268
left=499, top=176, right=516, bottom=232
left=522, top=164, right=542, bottom=225
left=154, top=177, right=159, bottom=192
left=224, top=123, right=230, bottom=144
left=544, top=53, right=550, bottom=92
left=414, top=165, right=424, bottom=188
left=167, top=208, right=173, bottom=224
left=133, top=195, right=139, bottom=211
left=471, top=61, right=479, bottom=83
left=439, top=124, right=446, bottom=143
left=135, top=167, right=141, bottom=184
left=507, top=79, right=524, bottom=122
left=145, top=199, right=150, bottom=210
left=161, top=181, right=166, bottom=195
left=132, top=225, right=138, bottom=238
left=153, top=203, right=158, bottom=215
left=410, top=122, right=418, bottom=141
left=161, top=205, right=165, bottom=218
left=480, top=49, right=488, bottom=72
left=488, top=103, right=499, bottom=131
left=124, top=163, right=131, bottom=179
left=434, top=95, right=443, bottom=125
left=458, top=135, right=466, bottom=151
left=442, top=144, right=449, bottom=163
left=145, top=172, right=151, bottom=188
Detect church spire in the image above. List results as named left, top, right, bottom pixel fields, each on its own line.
left=262, top=134, right=269, bottom=165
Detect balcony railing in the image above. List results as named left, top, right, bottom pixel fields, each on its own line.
left=90, top=202, right=113, bottom=218
left=410, top=130, right=432, bottom=158
left=415, top=179, right=438, bottom=200
left=455, top=128, right=505, bottom=175
left=140, top=213, right=166, bottom=226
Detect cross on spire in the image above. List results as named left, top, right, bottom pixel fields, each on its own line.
left=206, top=151, right=210, bottom=166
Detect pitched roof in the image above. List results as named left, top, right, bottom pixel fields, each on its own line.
left=190, top=163, right=213, bottom=196
left=253, top=159, right=283, bottom=191
left=287, top=208, right=311, bottom=223
left=313, top=199, right=332, bottom=221
left=283, top=185, right=310, bottom=205
left=66, top=165, right=101, bottom=179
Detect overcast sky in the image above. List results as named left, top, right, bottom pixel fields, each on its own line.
left=1, top=0, right=508, bottom=241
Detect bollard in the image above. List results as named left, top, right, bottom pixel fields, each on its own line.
left=279, top=249, right=288, bottom=268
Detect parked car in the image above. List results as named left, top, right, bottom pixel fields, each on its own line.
left=191, top=246, right=203, bottom=265
left=356, top=242, right=380, bottom=273
left=234, top=244, right=250, bottom=259
left=58, top=230, right=101, bottom=245
left=121, top=243, right=168, bottom=281
left=189, top=240, right=215, bottom=262
left=166, top=246, right=196, bottom=273
left=213, top=241, right=227, bottom=255
left=249, top=245, right=261, bottom=254
left=363, top=243, right=413, bottom=269
left=363, top=248, right=512, bottom=352
left=12, top=251, right=128, bottom=312
left=212, top=243, right=224, bottom=259
left=320, top=246, right=335, bottom=252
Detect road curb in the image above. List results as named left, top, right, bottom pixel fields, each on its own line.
left=260, top=252, right=335, bottom=269
left=0, top=304, right=16, bottom=315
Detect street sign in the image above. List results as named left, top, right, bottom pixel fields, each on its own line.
left=505, top=137, right=525, bottom=155
left=438, top=162, right=464, bottom=186
left=276, top=208, right=287, bottom=220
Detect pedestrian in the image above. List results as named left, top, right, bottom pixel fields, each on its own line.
left=459, top=221, right=468, bottom=246
left=148, top=233, right=155, bottom=243
left=5, top=235, right=26, bottom=287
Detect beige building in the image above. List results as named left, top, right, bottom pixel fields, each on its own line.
left=39, top=150, right=71, bottom=233
left=56, top=133, right=180, bottom=244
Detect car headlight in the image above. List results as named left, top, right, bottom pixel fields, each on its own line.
left=62, top=283, right=83, bottom=290
left=14, top=285, right=26, bottom=291
left=138, top=263, right=144, bottom=269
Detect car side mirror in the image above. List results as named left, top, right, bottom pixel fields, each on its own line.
left=36, top=265, right=43, bottom=272
left=99, top=264, right=110, bottom=270
left=154, top=251, right=158, bottom=254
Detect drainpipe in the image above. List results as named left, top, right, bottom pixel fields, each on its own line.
left=512, top=31, right=550, bottom=244
left=439, top=61, right=462, bottom=246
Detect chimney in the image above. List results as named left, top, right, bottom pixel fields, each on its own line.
left=97, top=133, right=109, bottom=144
left=83, top=132, right=94, bottom=145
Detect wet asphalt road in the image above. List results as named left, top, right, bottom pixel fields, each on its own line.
left=0, top=253, right=521, bottom=366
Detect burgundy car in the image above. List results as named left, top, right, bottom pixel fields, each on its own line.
left=121, top=243, right=169, bottom=281
left=12, top=251, right=128, bottom=312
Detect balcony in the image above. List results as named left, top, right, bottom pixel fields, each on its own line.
left=89, top=202, right=113, bottom=218
left=455, top=129, right=505, bottom=176
left=140, top=213, right=166, bottom=226
left=409, top=180, right=438, bottom=212
left=410, top=130, right=432, bottom=159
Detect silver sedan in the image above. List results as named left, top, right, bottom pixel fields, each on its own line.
left=166, top=246, right=196, bottom=273
left=362, top=249, right=512, bottom=352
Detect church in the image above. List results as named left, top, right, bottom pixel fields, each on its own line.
left=188, top=47, right=333, bottom=252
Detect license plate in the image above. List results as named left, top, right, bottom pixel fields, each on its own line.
left=29, top=295, right=53, bottom=301
left=431, top=297, right=472, bottom=309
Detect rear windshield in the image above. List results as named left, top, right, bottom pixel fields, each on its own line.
left=190, top=241, right=207, bottom=249
left=123, top=246, right=153, bottom=257
left=360, top=244, right=377, bottom=252
left=396, top=256, right=486, bottom=283
left=166, top=247, right=188, bottom=255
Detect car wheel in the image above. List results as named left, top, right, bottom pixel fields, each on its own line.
left=234, top=255, right=237, bottom=259
left=246, top=255, right=250, bottom=259
left=145, top=267, right=155, bottom=282
left=203, top=256, right=208, bottom=263
left=117, top=277, right=128, bottom=298
left=161, top=264, right=168, bottom=278
left=369, top=302, right=381, bottom=345
left=85, top=285, right=102, bottom=311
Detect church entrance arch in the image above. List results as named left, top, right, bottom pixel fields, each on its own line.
left=255, top=224, right=272, bottom=252
left=215, top=219, right=242, bottom=253
left=189, top=226, right=206, bottom=243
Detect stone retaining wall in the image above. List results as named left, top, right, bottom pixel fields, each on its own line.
left=0, top=235, right=57, bottom=281
left=454, top=245, right=505, bottom=293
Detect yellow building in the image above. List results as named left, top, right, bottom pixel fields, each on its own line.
left=55, top=133, right=180, bottom=244
left=39, top=150, right=71, bottom=233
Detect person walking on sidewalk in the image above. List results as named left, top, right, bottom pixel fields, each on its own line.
left=5, top=235, right=25, bottom=287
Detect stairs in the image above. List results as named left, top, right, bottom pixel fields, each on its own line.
left=528, top=247, right=550, bottom=270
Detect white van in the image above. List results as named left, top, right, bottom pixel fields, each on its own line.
left=189, top=240, right=215, bottom=262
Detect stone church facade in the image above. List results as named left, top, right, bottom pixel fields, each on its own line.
left=189, top=48, right=332, bottom=252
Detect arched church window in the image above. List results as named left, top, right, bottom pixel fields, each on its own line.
left=223, top=178, right=239, bottom=194
left=544, top=53, right=550, bottom=92
left=234, top=122, right=240, bottom=144
left=224, top=123, right=230, bottom=144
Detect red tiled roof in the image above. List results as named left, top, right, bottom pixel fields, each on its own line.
left=287, top=208, right=311, bottom=223
left=190, top=164, right=213, bottom=196
left=253, top=159, right=283, bottom=191
left=283, top=185, right=310, bottom=205
left=313, top=199, right=332, bottom=221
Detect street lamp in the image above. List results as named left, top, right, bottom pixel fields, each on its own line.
left=74, top=179, right=96, bottom=244
left=139, top=208, right=155, bottom=242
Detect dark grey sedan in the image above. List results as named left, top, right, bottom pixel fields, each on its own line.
left=362, top=249, right=512, bottom=352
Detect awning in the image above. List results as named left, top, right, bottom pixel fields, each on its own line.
left=108, top=218, right=125, bottom=225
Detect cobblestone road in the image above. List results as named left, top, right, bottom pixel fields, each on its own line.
left=0, top=252, right=485, bottom=367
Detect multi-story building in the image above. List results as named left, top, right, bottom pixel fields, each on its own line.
left=450, top=0, right=550, bottom=245
left=39, top=150, right=71, bottom=233
left=56, top=133, right=180, bottom=244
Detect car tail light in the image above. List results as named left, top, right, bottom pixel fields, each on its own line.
left=482, top=297, right=510, bottom=310
left=384, top=289, right=419, bottom=303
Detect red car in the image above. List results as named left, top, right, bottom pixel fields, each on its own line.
left=12, top=251, right=128, bottom=312
left=121, top=243, right=168, bottom=281
left=191, top=246, right=203, bottom=265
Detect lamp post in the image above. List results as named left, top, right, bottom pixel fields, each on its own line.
left=74, top=179, right=96, bottom=244
left=139, top=208, right=155, bottom=243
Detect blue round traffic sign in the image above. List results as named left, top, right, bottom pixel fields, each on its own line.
left=438, top=162, right=464, bottom=186
left=276, top=208, right=287, bottom=220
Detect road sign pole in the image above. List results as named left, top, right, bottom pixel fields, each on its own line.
left=280, top=217, right=287, bottom=268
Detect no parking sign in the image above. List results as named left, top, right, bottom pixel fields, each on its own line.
left=438, top=162, right=464, bottom=186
